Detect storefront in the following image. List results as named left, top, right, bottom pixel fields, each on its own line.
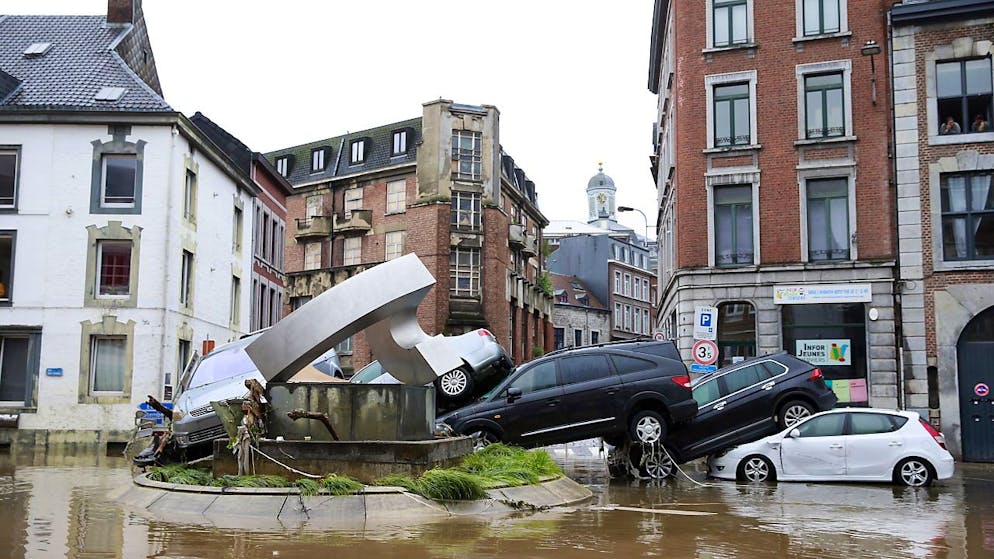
left=775, top=284, right=871, bottom=406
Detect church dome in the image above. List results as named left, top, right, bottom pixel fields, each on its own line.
left=586, top=164, right=616, bottom=191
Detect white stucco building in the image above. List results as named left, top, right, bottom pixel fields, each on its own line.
left=0, top=2, right=259, bottom=444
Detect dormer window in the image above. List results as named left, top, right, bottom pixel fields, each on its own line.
left=392, top=130, right=408, bottom=156
left=311, top=148, right=325, bottom=173
left=350, top=139, right=366, bottom=165
left=276, top=156, right=289, bottom=177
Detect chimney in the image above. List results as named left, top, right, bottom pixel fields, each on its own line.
left=106, top=0, right=135, bottom=25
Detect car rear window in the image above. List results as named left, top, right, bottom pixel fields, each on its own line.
left=849, top=412, right=906, bottom=435
left=561, top=355, right=613, bottom=384
left=610, top=355, right=656, bottom=375
left=630, top=342, right=681, bottom=361
left=762, top=361, right=788, bottom=376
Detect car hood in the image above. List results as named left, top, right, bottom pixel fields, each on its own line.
left=175, top=370, right=265, bottom=415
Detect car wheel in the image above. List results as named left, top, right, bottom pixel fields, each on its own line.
left=737, top=455, right=776, bottom=483
left=778, top=400, right=815, bottom=428
left=435, top=366, right=474, bottom=400
left=895, top=457, right=934, bottom=487
left=468, top=429, right=500, bottom=451
left=629, top=444, right=676, bottom=479
left=630, top=410, right=667, bottom=445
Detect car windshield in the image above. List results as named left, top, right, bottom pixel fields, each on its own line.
left=350, top=361, right=385, bottom=383
left=186, top=343, right=258, bottom=389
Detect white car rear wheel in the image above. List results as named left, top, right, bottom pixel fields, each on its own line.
left=896, top=458, right=934, bottom=487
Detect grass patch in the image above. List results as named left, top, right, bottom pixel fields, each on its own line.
left=211, top=474, right=292, bottom=489
left=320, top=474, right=363, bottom=496
left=416, top=469, right=488, bottom=501
left=294, top=478, right=322, bottom=496
left=457, top=444, right=561, bottom=488
left=147, top=465, right=213, bottom=486
left=372, top=474, right=420, bottom=492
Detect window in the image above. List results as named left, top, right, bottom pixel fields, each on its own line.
left=232, top=205, right=243, bottom=252
left=349, top=140, right=365, bottom=164
left=643, top=310, right=650, bottom=334
left=624, top=305, right=632, bottom=331
left=176, top=339, right=190, bottom=386
left=230, top=276, right=240, bottom=325
left=807, top=178, right=850, bottom=261
left=623, top=274, right=631, bottom=296
left=936, top=58, right=993, bottom=136
left=343, top=237, right=362, bottom=266
left=561, top=355, right=611, bottom=384
left=183, top=170, right=196, bottom=222
left=386, top=180, right=406, bottom=214
left=0, top=149, right=18, bottom=209
left=385, top=231, right=405, bottom=261
left=344, top=188, right=363, bottom=218
left=717, top=302, right=756, bottom=366
left=614, top=271, right=622, bottom=293
left=714, top=83, right=751, bottom=146
left=311, top=148, right=325, bottom=172
left=574, top=329, right=583, bottom=347
left=392, top=130, right=408, bottom=155
left=802, top=0, right=840, bottom=36
left=714, top=185, right=754, bottom=265
left=795, top=413, right=846, bottom=437
left=643, top=279, right=650, bottom=301
left=507, top=361, right=558, bottom=396
left=101, top=154, right=137, bottom=207
left=180, top=250, right=193, bottom=306
left=805, top=73, right=845, bottom=138
left=276, top=156, right=289, bottom=177
left=722, top=364, right=769, bottom=394
left=291, top=295, right=312, bottom=311
left=633, top=277, right=641, bottom=300
left=306, top=195, right=323, bottom=218
left=0, top=334, right=31, bottom=404
left=940, top=172, right=994, bottom=260
left=554, top=327, right=565, bottom=350
left=0, top=233, right=13, bottom=303
left=335, top=336, right=354, bottom=354
left=90, top=336, right=126, bottom=394
left=713, top=0, right=748, bottom=47
left=449, top=247, right=481, bottom=296
left=634, top=309, right=642, bottom=334
left=452, top=130, right=482, bottom=181
left=614, top=303, right=622, bottom=327
left=849, top=412, right=904, bottom=435
left=782, top=303, right=868, bottom=404
left=591, top=331, right=599, bottom=345
left=450, top=191, right=481, bottom=229
left=693, top=379, right=724, bottom=406
left=96, top=241, right=131, bottom=297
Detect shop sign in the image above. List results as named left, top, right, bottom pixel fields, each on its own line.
left=796, top=339, right=851, bottom=366
left=774, top=284, right=872, bottom=305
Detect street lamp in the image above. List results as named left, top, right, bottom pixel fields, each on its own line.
left=617, top=206, right=650, bottom=247
left=860, top=39, right=882, bottom=106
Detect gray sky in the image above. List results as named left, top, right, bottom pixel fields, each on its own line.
left=5, top=0, right=659, bottom=235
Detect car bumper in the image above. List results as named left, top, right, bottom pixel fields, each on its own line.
left=815, top=390, right=839, bottom=411
left=934, top=454, right=955, bottom=480
left=706, top=452, right=741, bottom=480
left=669, top=399, right=699, bottom=424
left=172, top=413, right=228, bottom=448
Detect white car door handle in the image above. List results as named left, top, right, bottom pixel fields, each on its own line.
left=888, top=441, right=903, bottom=447
left=829, top=444, right=843, bottom=449
left=714, top=401, right=726, bottom=411
left=761, top=381, right=775, bottom=391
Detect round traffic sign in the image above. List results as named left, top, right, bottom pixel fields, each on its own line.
left=653, top=331, right=666, bottom=342
left=693, top=339, right=719, bottom=366
left=976, top=383, right=991, bottom=397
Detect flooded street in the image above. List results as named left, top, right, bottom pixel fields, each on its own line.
left=1, top=444, right=993, bottom=558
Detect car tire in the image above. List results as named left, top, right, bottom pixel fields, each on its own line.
left=630, top=410, right=667, bottom=445
left=435, top=366, right=475, bottom=400
left=894, top=457, right=934, bottom=487
left=467, top=428, right=500, bottom=451
left=777, top=400, right=815, bottom=429
left=629, top=444, right=676, bottom=479
left=737, top=455, right=776, bottom=483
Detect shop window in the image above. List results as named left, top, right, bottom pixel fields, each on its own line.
left=714, top=185, right=754, bottom=266
left=807, top=178, right=850, bottom=261
left=782, top=302, right=867, bottom=405
left=713, top=83, right=751, bottom=147
left=936, top=58, right=992, bottom=136
left=805, top=73, right=845, bottom=139
left=717, top=301, right=756, bottom=366
left=940, top=172, right=994, bottom=260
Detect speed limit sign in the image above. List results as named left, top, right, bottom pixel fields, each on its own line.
left=692, top=339, right=719, bottom=366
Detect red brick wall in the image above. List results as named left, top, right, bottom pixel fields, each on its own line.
left=670, top=0, right=893, bottom=268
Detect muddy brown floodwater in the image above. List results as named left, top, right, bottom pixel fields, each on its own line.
left=1, top=444, right=993, bottom=559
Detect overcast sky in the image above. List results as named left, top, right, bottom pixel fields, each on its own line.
left=5, top=0, right=660, bottom=235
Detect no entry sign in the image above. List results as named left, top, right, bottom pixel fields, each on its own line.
left=976, top=383, right=991, bottom=397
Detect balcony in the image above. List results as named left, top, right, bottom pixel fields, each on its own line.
left=522, top=234, right=538, bottom=258
left=508, top=223, right=526, bottom=249
left=286, top=263, right=380, bottom=299
left=334, top=209, right=373, bottom=235
left=294, top=216, right=332, bottom=241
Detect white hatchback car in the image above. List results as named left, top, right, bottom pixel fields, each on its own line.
left=708, top=408, right=955, bottom=487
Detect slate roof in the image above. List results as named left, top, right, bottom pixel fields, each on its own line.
left=0, top=15, right=171, bottom=112
left=551, top=273, right=608, bottom=310
left=190, top=111, right=294, bottom=195
left=264, top=117, right=422, bottom=186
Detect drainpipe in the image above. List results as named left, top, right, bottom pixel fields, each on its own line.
left=160, top=124, right=179, bottom=397
left=887, top=8, right=906, bottom=410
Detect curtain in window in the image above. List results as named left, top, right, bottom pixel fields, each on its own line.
left=92, top=337, right=125, bottom=392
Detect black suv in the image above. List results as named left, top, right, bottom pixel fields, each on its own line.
left=664, top=352, right=837, bottom=464
left=438, top=340, right=698, bottom=448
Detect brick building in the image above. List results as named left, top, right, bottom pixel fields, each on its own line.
left=890, top=0, right=994, bottom=461
left=267, top=100, right=553, bottom=374
left=550, top=273, right=610, bottom=349
left=648, top=0, right=898, bottom=406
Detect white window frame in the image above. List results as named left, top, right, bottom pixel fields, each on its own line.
left=633, top=276, right=642, bottom=300
left=0, top=148, right=19, bottom=209
left=451, top=130, right=482, bottom=181
left=304, top=242, right=322, bottom=270
left=386, top=180, right=406, bottom=214
left=450, top=191, right=481, bottom=229
left=643, top=278, right=650, bottom=302
left=705, top=0, right=755, bottom=50
left=795, top=60, right=853, bottom=142
left=624, top=305, right=632, bottom=331
left=100, top=153, right=138, bottom=208
left=311, top=149, right=325, bottom=173
left=180, top=250, right=193, bottom=307
left=614, top=271, right=622, bottom=294
left=449, top=247, right=481, bottom=297
left=232, top=205, right=243, bottom=253
left=230, top=276, right=241, bottom=325
left=343, top=237, right=362, bottom=266
left=624, top=273, right=632, bottom=296
left=392, top=131, right=408, bottom=156
left=705, top=172, right=762, bottom=267
left=275, top=156, right=288, bottom=177
left=705, top=70, right=759, bottom=150
left=385, top=231, right=406, bottom=261
left=798, top=172, right=857, bottom=262
left=344, top=188, right=363, bottom=219
left=89, top=335, right=126, bottom=395
left=350, top=140, right=365, bottom=164
left=634, top=308, right=642, bottom=334
left=643, top=309, right=651, bottom=334
left=794, top=0, right=848, bottom=41
left=614, top=303, right=622, bottom=328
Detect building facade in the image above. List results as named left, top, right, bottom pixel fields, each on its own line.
left=891, top=0, right=994, bottom=461
left=550, top=273, right=610, bottom=349
left=648, top=0, right=899, bottom=406
left=0, top=1, right=259, bottom=443
left=268, top=100, right=553, bottom=374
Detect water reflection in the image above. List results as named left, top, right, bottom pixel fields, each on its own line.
left=0, top=451, right=992, bottom=559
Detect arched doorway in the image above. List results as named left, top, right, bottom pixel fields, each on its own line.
left=957, top=306, right=994, bottom=462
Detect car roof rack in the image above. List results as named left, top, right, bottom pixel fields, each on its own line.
left=542, top=336, right=663, bottom=358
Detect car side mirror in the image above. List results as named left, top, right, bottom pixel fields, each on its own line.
left=507, top=387, right=522, bottom=403
left=788, top=428, right=801, bottom=438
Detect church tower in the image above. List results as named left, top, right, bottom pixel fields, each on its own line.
left=586, top=162, right=617, bottom=223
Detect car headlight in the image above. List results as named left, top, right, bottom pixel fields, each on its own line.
left=713, top=446, right=737, bottom=459
left=174, top=434, right=189, bottom=446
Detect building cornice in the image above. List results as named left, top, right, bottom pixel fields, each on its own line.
left=891, top=0, right=994, bottom=24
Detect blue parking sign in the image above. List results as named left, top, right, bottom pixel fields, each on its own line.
left=700, top=314, right=712, bottom=327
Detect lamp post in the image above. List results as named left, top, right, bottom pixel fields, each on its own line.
left=617, top=206, right=650, bottom=247
left=860, top=39, right=882, bottom=106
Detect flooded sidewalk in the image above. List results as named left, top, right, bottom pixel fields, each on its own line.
left=1, top=447, right=993, bottom=558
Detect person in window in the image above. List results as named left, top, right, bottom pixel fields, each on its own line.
left=971, top=114, right=990, bottom=133
left=939, top=115, right=961, bottom=135
left=939, top=116, right=960, bottom=136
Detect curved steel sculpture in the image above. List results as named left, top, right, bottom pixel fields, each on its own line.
left=245, top=253, right=462, bottom=385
